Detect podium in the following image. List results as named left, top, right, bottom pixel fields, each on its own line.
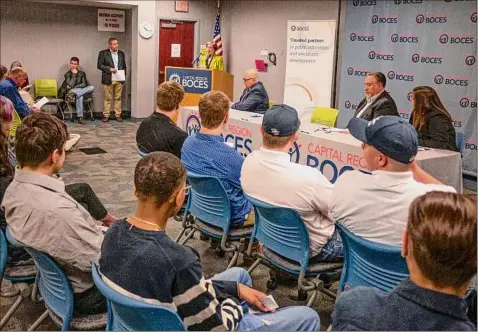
left=165, top=67, right=234, bottom=107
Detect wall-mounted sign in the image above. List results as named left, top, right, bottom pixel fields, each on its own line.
left=98, top=9, right=125, bottom=32
left=175, top=1, right=189, bottom=13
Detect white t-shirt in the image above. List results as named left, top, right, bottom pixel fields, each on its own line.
left=330, top=170, right=456, bottom=247
left=241, top=148, right=334, bottom=256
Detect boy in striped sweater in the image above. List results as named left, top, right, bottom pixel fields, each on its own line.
left=100, top=152, right=319, bottom=331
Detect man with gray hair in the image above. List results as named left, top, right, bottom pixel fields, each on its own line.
left=0, top=67, right=39, bottom=118
left=231, top=68, right=269, bottom=114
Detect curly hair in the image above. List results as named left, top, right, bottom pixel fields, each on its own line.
left=134, top=152, right=186, bottom=207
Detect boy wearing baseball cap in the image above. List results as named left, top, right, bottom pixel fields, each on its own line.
left=330, top=116, right=455, bottom=247
left=241, top=104, right=341, bottom=262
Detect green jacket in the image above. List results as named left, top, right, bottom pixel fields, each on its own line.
left=206, top=55, right=224, bottom=71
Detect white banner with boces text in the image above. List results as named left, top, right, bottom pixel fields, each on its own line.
left=284, top=20, right=336, bottom=115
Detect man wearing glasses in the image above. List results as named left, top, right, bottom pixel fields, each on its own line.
left=231, top=69, right=269, bottom=114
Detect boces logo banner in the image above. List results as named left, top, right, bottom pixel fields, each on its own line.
left=339, top=0, right=477, bottom=175
left=166, top=68, right=211, bottom=94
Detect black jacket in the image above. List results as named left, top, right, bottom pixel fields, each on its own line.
left=231, top=81, right=269, bottom=114
left=354, top=91, right=399, bottom=121
left=97, top=49, right=127, bottom=85
left=410, top=109, right=458, bottom=152
left=58, top=70, right=88, bottom=99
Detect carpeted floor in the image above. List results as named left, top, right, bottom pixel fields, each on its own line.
left=1, top=120, right=338, bottom=331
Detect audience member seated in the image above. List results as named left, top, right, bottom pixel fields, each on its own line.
left=136, top=81, right=187, bottom=157
left=410, top=86, right=458, bottom=151
left=0, top=67, right=39, bottom=119
left=100, top=151, right=320, bottom=331
left=330, top=116, right=456, bottom=246
left=2, top=113, right=113, bottom=315
left=331, top=191, right=477, bottom=331
left=10, top=61, right=29, bottom=90
left=181, top=91, right=254, bottom=227
left=241, top=104, right=342, bottom=262
left=0, top=97, right=31, bottom=266
left=0, top=65, right=7, bottom=81
left=231, top=69, right=269, bottom=114
left=58, top=57, right=95, bottom=125
left=205, top=41, right=225, bottom=71
left=353, top=72, right=399, bottom=120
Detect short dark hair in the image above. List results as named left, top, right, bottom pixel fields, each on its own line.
left=408, top=191, right=477, bottom=290
left=70, top=57, right=79, bottom=63
left=15, top=113, right=69, bottom=167
left=108, top=37, right=118, bottom=44
left=262, top=132, right=293, bottom=149
left=156, top=81, right=185, bottom=111
left=367, top=72, right=386, bottom=88
left=134, top=152, right=186, bottom=207
left=198, top=91, right=229, bottom=129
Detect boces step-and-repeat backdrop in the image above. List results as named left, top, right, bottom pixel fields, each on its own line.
left=338, top=0, right=477, bottom=176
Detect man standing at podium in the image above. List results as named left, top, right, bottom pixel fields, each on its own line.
left=231, top=69, right=269, bottom=114
left=205, top=41, right=224, bottom=71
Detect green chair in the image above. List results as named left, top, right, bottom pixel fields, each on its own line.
left=310, top=107, right=339, bottom=127
left=34, top=79, right=64, bottom=118
left=8, top=110, right=21, bottom=138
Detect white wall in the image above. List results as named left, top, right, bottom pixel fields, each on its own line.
left=222, top=0, right=340, bottom=103
left=0, top=0, right=132, bottom=114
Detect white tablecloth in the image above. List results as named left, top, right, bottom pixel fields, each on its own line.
left=180, top=106, right=463, bottom=192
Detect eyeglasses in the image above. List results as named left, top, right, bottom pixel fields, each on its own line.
left=183, top=185, right=191, bottom=196
left=242, top=78, right=254, bottom=82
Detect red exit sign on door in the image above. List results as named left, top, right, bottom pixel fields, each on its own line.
left=175, top=1, right=189, bottom=13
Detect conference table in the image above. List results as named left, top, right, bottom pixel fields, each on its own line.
left=179, top=106, right=463, bottom=192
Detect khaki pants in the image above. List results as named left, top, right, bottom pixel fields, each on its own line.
left=103, top=81, right=123, bottom=117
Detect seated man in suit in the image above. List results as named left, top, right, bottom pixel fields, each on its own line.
left=231, top=69, right=269, bottom=114
left=353, top=72, right=398, bottom=120
left=59, top=57, right=95, bottom=125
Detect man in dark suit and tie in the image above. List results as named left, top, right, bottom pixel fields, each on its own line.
left=231, top=69, right=269, bottom=114
left=353, top=72, right=399, bottom=121
left=97, top=38, right=127, bottom=122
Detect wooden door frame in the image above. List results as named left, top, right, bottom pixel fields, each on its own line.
left=156, top=17, right=200, bottom=79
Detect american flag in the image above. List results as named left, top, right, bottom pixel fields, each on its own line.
left=213, top=5, right=223, bottom=56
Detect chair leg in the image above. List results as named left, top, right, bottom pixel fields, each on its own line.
left=175, top=228, right=186, bottom=243
left=227, top=251, right=239, bottom=269
left=27, top=310, right=49, bottom=331
left=31, top=273, right=39, bottom=302
left=306, top=288, right=318, bottom=307
left=247, top=258, right=262, bottom=274
left=0, top=295, right=23, bottom=329
left=179, top=229, right=196, bottom=245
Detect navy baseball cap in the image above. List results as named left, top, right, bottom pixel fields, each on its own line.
left=348, top=116, right=418, bottom=164
left=262, top=104, right=301, bottom=137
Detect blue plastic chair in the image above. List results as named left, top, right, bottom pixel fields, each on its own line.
left=246, top=196, right=343, bottom=306
left=176, top=172, right=254, bottom=269
left=91, top=262, right=186, bottom=331
left=336, top=223, right=409, bottom=293
left=137, top=146, right=147, bottom=158
left=22, top=246, right=106, bottom=331
left=456, top=132, right=465, bottom=152
left=0, top=230, right=37, bottom=329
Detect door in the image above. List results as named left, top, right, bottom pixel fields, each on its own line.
left=158, top=20, right=195, bottom=84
